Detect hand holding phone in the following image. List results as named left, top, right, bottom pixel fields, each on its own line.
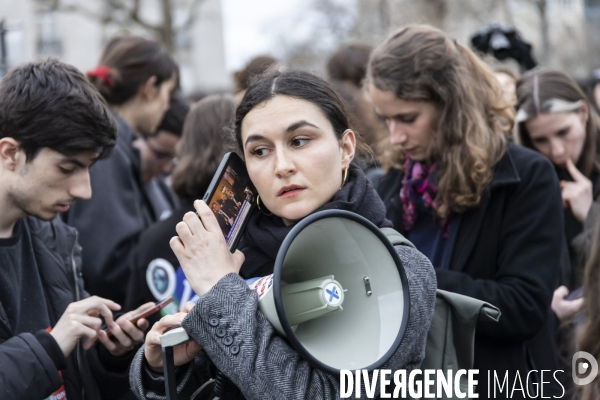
left=104, top=297, right=174, bottom=337
left=201, top=152, right=256, bottom=251
left=565, top=286, right=584, bottom=301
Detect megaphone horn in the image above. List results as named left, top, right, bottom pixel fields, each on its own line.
left=248, top=210, right=410, bottom=375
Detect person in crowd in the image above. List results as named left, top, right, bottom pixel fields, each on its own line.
left=142, top=91, right=190, bottom=221
left=233, top=55, right=281, bottom=101
left=221, top=187, right=241, bottom=216
left=124, top=94, right=236, bottom=319
left=515, top=69, right=600, bottom=395
left=326, top=42, right=387, bottom=175
left=63, top=35, right=179, bottom=306
left=576, top=218, right=600, bottom=400
left=367, top=25, right=563, bottom=397
left=516, top=69, right=600, bottom=296
left=493, top=66, right=519, bottom=105
left=129, top=70, right=437, bottom=399
left=482, top=55, right=521, bottom=107
left=0, top=59, right=154, bottom=400
left=211, top=201, right=234, bottom=235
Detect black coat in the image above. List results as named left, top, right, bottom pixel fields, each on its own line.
left=374, top=143, right=565, bottom=399
left=0, top=217, right=134, bottom=400
left=64, top=113, right=156, bottom=305
left=124, top=200, right=195, bottom=321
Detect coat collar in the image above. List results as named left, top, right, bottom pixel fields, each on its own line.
left=383, top=143, right=521, bottom=272
left=488, top=142, right=521, bottom=190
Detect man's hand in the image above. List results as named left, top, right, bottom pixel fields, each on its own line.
left=50, top=296, right=121, bottom=357
left=97, top=302, right=154, bottom=357
left=561, top=158, right=593, bottom=223
left=144, top=302, right=202, bottom=373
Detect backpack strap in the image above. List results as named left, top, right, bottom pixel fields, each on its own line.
left=380, top=227, right=416, bottom=249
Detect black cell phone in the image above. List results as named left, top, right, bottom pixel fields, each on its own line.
left=565, top=286, right=584, bottom=301
left=202, top=152, right=256, bottom=251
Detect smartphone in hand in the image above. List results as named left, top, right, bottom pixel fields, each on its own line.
left=104, top=297, right=174, bottom=337
left=202, top=152, right=257, bottom=251
left=565, top=286, right=584, bottom=301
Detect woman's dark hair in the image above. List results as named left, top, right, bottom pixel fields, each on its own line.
left=89, top=35, right=179, bottom=105
left=233, top=69, right=372, bottom=164
left=234, top=55, right=279, bottom=93
left=171, top=94, right=237, bottom=200
left=327, top=42, right=373, bottom=87
left=155, top=91, right=190, bottom=137
left=516, top=69, right=600, bottom=178
left=0, top=59, right=116, bottom=161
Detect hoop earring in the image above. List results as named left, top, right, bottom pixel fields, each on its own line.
left=256, top=194, right=273, bottom=216
left=340, top=167, right=349, bottom=189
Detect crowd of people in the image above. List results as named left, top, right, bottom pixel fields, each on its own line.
left=1, top=23, right=600, bottom=400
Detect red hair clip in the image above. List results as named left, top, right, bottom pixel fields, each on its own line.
left=87, top=65, right=114, bottom=88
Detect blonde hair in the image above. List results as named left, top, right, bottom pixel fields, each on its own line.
left=366, top=24, right=512, bottom=218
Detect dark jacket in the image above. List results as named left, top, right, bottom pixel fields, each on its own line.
left=564, top=169, right=600, bottom=288
left=64, top=113, right=156, bottom=305
left=374, top=143, right=565, bottom=398
left=124, top=200, right=195, bottom=320
left=0, top=217, right=133, bottom=400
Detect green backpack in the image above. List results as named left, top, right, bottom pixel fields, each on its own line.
left=382, top=227, right=501, bottom=399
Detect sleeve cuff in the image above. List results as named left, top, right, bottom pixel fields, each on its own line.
left=34, top=329, right=67, bottom=371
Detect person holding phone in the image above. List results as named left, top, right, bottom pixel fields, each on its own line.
left=515, top=69, right=600, bottom=321
left=129, top=70, right=437, bottom=399
left=0, top=60, right=153, bottom=400
left=63, top=35, right=179, bottom=306
left=125, top=94, right=237, bottom=319
left=366, top=25, right=563, bottom=397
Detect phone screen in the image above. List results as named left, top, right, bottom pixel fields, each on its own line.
left=204, top=153, right=256, bottom=250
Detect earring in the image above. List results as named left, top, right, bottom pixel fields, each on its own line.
left=340, top=167, right=349, bottom=189
left=256, top=194, right=273, bottom=216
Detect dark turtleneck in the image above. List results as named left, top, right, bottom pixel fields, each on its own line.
left=238, top=164, right=392, bottom=279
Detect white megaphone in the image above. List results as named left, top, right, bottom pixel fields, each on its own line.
left=158, top=210, right=411, bottom=399
left=248, top=209, right=410, bottom=374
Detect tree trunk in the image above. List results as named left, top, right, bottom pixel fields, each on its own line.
left=536, top=0, right=550, bottom=64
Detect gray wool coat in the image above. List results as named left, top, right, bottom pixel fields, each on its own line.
left=130, top=245, right=437, bottom=400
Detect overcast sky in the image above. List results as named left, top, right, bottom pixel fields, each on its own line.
left=221, top=0, right=306, bottom=72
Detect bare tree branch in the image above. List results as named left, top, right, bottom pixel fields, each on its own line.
left=178, top=0, right=206, bottom=33
left=60, top=4, right=105, bottom=22
left=127, top=0, right=160, bottom=32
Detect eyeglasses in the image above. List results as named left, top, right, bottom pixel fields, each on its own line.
left=144, top=137, right=175, bottom=162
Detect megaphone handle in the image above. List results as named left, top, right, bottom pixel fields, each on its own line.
left=213, top=370, right=228, bottom=398
left=162, top=346, right=178, bottom=400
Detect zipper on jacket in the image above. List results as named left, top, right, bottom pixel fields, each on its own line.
left=70, top=231, right=85, bottom=399
left=71, top=231, right=81, bottom=302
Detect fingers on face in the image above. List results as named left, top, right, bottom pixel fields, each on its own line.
left=566, top=158, right=585, bottom=181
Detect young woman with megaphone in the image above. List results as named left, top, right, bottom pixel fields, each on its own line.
left=129, top=70, right=437, bottom=399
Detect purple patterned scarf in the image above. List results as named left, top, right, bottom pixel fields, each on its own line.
left=400, top=158, right=450, bottom=237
